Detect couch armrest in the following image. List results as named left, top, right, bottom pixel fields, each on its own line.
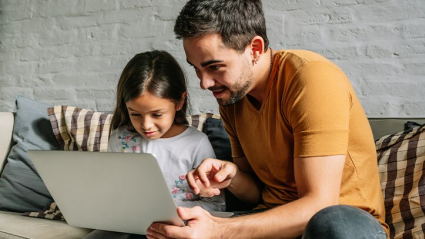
left=0, top=112, right=14, bottom=174
left=369, top=118, right=425, bottom=140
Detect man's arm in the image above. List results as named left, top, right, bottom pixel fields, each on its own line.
left=147, top=154, right=345, bottom=239
left=226, top=156, right=263, bottom=204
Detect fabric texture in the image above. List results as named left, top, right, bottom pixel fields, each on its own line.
left=219, top=50, right=388, bottom=234
left=203, top=117, right=232, bottom=161
left=0, top=96, right=58, bottom=212
left=376, top=124, right=425, bottom=239
left=186, top=113, right=220, bottom=130
left=23, top=202, right=64, bottom=221
left=108, top=125, right=225, bottom=211
left=48, top=105, right=113, bottom=152
left=0, top=210, right=92, bottom=239
left=303, top=205, right=387, bottom=239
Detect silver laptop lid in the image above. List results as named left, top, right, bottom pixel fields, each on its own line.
left=28, top=150, right=185, bottom=235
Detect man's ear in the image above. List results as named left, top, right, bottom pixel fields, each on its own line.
left=176, top=91, right=187, bottom=111
left=249, top=36, right=265, bottom=64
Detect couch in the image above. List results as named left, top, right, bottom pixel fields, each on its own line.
left=0, top=96, right=425, bottom=239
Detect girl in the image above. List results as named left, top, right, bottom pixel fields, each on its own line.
left=84, top=50, right=225, bottom=239
left=108, top=50, right=224, bottom=211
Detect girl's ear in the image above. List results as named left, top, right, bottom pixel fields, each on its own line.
left=176, top=91, right=187, bottom=111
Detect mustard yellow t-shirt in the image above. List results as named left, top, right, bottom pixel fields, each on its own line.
left=219, top=50, right=388, bottom=234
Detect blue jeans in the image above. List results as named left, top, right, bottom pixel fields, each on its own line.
left=302, top=205, right=387, bottom=239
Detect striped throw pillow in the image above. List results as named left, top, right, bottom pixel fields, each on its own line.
left=47, top=106, right=217, bottom=152
left=23, top=202, right=64, bottom=221
left=47, top=105, right=112, bottom=152
left=187, top=112, right=221, bottom=131
left=377, top=124, right=425, bottom=239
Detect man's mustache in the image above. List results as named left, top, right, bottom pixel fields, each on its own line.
left=208, top=86, right=228, bottom=92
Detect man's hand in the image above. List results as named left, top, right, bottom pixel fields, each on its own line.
left=146, top=206, right=224, bottom=239
left=187, top=158, right=238, bottom=196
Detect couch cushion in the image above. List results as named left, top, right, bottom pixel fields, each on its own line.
left=0, top=96, right=59, bottom=212
left=0, top=211, right=92, bottom=239
left=376, top=124, right=425, bottom=239
left=202, top=116, right=232, bottom=161
left=369, top=118, right=425, bottom=140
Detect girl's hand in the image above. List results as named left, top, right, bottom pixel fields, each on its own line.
left=187, top=158, right=238, bottom=196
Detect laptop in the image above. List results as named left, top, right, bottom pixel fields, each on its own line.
left=28, top=150, right=233, bottom=235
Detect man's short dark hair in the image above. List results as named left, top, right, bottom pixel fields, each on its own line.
left=174, top=0, right=269, bottom=52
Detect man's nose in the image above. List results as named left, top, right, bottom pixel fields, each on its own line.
left=199, top=72, right=215, bottom=90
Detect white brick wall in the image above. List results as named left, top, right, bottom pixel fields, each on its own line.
left=1, top=0, right=424, bottom=117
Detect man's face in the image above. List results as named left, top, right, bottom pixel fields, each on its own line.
left=183, top=33, right=254, bottom=106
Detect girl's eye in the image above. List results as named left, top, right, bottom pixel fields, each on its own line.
left=130, top=113, right=141, bottom=117
left=153, top=113, right=162, bottom=117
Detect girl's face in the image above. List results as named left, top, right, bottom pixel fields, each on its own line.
left=126, top=92, right=184, bottom=140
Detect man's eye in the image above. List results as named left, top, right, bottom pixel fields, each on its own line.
left=210, top=65, right=221, bottom=70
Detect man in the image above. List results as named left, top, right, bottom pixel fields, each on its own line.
left=147, top=0, right=388, bottom=238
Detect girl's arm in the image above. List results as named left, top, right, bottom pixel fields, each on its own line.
left=107, top=128, right=121, bottom=152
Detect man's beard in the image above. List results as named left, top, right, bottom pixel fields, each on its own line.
left=212, top=60, right=254, bottom=106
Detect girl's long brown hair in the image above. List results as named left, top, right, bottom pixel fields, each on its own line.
left=111, top=50, right=189, bottom=131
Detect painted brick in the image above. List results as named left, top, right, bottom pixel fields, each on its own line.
left=75, top=89, right=116, bottom=99
left=95, top=99, right=116, bottom=112
left=0, top=101, right=15, bottom=112
left=0, top=0, right=424, bottom=117
left=0, top=87, right=33, bottom=100
left=122, top=0, right=155, bottom=9
left=33, top=88, right=76, bottom=101
left=82, top=0, right=119, bottom=13
left=314, top=47, right=358, bottom=60
left=37, top=1, right=81, bottom=18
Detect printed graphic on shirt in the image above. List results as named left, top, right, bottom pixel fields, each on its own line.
left=118, top=131, right=141, bottom=153
left=171, top=174, right=195, bottom=202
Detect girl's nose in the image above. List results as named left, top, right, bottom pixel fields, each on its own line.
left=142, top=117, right=153, bottom=130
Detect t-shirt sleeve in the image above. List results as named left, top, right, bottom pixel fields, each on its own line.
left=285, top=61, right=351, bottom=157
left=107, top=128, right=121, bottom=152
